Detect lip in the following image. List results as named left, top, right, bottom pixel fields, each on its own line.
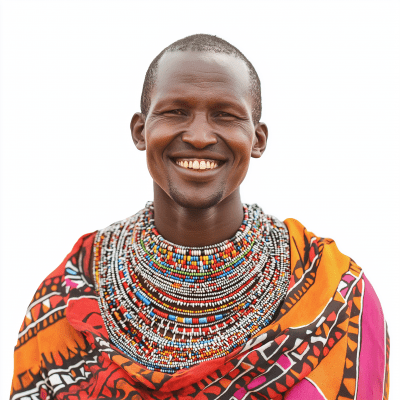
left=169, top=157, right=225, bottom=175
left=169, top=152, right=228, bottom=162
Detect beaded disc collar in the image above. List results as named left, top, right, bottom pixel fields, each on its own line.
left=93, top=202, right=290, bottom=373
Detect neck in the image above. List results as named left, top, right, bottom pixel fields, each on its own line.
left=153, top=184, right=244, bottom=247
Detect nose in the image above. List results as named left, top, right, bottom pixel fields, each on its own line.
left=181, top=113, right=218, bottom=149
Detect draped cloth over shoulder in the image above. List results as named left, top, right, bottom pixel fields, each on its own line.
left=10, top=219, right=390, bottom=399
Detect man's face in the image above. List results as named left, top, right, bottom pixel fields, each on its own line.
left=133, top=51, right=266, bottom=209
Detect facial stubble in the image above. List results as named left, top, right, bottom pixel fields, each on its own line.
left=168, top=178, right=224, bottom=210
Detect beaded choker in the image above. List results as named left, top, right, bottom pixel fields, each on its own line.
left=94, top=202, right=290, bottom=373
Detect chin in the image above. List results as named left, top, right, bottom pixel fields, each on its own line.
left=168, top=184, right=224, bottom=210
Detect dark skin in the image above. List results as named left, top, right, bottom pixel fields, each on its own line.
left=132, top=51, right=267, bottom=246
left=89, top=52, right=268, bottom=321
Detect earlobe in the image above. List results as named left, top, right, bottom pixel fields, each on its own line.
left=251, top=122, right=268, bottom=158
left=130, top=112, right=146, bottom=151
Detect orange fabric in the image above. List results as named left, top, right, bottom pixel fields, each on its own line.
left=10, top=220, right=390, bottom=399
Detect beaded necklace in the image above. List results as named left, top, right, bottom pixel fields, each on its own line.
left=94, top=202, right=290, bottom=373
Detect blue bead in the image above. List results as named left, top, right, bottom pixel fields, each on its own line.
left=143, top=298, right=151, bottom=306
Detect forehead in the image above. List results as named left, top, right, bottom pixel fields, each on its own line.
left=151, top=51, right=252, bottom=106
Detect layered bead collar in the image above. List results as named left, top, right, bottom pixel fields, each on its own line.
left=93, top=202, right=291, bottom=373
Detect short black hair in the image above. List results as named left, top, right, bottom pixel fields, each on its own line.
left=140, top=34, right=262, bottom=124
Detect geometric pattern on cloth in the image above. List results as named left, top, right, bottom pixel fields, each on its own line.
left=10, top=218, right=390, bottom=400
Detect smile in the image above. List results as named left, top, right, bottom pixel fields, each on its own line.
left=174, top=158, right=221, bottom=170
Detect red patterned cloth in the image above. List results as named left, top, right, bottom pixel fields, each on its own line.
left=10, top=219, right=390, bottom=399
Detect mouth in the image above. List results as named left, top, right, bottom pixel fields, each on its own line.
left=172, top=158, right=224, bottom=171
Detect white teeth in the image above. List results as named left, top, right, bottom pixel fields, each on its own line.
left=175, top=159, right=221, bottom=170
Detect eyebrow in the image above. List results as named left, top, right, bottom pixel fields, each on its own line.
left=154, top=99, right=192, bottom=108
left=209, top=101, right=245, bottom=110
left=154, top=98, right=247, bottom=111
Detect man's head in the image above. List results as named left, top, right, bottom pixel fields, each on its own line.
left=131, top=34, right=267, bottom=210
left=141, top=34, right=262, bottom=125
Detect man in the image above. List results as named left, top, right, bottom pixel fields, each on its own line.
left=11, top=34, right=389, bottom=400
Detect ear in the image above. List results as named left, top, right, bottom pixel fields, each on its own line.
left=130, top=112, right=146, bottom=151
left=251, top=122, right=268, bottom=158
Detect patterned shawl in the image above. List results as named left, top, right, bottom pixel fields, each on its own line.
left=10, top=218, right=390, bottom=399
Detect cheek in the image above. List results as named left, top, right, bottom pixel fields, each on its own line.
left=226, top=134, right=253, bottom=184
left=145, top=148, right=166, bottom=184
left=230, top=133, right=254, bottom=165
left=144, top=126, right=175, bottom=185
left=145, top=126, right=173, bottom=163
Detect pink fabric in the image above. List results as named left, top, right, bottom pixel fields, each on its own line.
left=277, top=354, right=291, bottom=369
left=248, top=375, right=267, bottom=390
left=357, top=275, right=386, bottom=400
left=65, top=278, right=78, bottom=288
left=233, top=388, right=247, bottom=399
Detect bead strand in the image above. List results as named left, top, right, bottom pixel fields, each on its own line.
left=94, top=202, right=290, bottom=373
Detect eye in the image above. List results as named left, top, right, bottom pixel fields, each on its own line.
left=215, top=111, right=235, bottom=118
left=164, top=109, right=186, bottom=116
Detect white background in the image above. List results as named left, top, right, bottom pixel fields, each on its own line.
left=0, top=0, right=399, bottom=397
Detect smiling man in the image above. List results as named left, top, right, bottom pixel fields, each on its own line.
left=11, top=34, right=389, bottom=400
left=130, top=48, right=267, bottom=247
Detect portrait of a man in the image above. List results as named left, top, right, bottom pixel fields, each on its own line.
left=0, top=2, right=398, bottom=400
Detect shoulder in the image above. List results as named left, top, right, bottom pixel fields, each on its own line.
left=11, top=232, right=98, bottom=397
left=283, top=217, right=352, bottom=268
left=16, top=232, right=97, bottom=346
left=283, top=218, right=389, bottom=397
left=283, top=217, right=388, bottom=335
